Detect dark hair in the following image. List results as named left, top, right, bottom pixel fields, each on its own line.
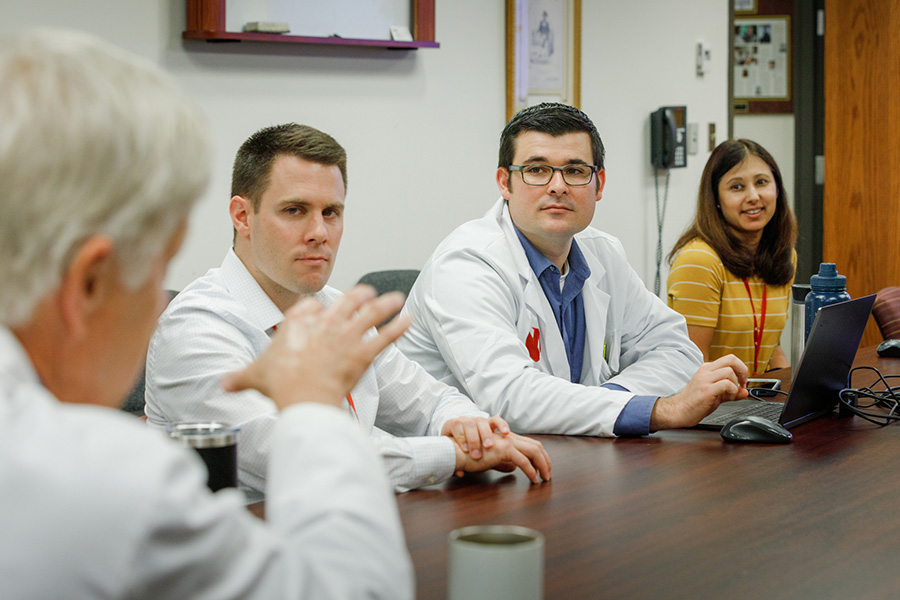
left=498, top=102, right=605, bottom=172
left=231, top=123, right=347, bottom=212
left=668, top=139, right=797, bottom=285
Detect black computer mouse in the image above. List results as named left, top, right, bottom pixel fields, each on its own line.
left=720, top=415, right=792, bottom=444
left=877, top=339, right=900, bottom=358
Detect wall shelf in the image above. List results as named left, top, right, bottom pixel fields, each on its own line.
left=184, top=0, right=439, bottom=50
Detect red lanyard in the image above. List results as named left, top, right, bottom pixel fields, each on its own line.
left=346, top=393, right=359, bottom=421
left=741, top=278, right=767, bottom=376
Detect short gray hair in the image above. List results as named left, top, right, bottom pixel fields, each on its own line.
left=0, top=29, right=210, bottom=326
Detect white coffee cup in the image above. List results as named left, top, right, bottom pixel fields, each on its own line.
left=448, top=525, right=544, bottom=600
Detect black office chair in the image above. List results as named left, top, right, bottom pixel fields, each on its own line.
left=357, top=269, right=420, bottom=297
left=121, top=289, right=178, bottom=415
left=357, top=269, right=419, bottom=327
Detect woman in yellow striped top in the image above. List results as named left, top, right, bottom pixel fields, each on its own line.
left=667, top=139, right=797, bottom=375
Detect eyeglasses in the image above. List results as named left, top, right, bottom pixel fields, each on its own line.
left=508, top=163, right=597, bottom=186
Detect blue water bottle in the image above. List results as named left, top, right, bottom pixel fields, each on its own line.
left=804, top=263, right=851, bottom=341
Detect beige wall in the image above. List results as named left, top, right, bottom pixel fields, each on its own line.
left=1, top=1, right=729, bottom=293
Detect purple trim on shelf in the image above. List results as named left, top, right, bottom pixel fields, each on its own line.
left=182, top=30, right=439, bottom=49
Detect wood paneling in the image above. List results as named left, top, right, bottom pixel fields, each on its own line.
left=413, top=0, right=436, bottom=42
left=824, top=0, right=900, bottom=346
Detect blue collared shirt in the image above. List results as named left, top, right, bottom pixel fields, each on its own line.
left=513, top=226, right=656, bottom=436
left=513, top=227, right=588, bottom=383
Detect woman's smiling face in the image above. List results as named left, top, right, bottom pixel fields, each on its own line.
left=717, top=154, right=778, bottom=247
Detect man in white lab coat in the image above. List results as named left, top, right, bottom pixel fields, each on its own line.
left=0, top=29, right=415, bottom=598
left=398, top=102, right=749, bottom=437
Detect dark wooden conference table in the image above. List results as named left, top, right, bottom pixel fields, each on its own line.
left=251, top=346, right=900, bottom=599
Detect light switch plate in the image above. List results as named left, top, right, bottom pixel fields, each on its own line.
left=687, top=123, right=699, bottom=155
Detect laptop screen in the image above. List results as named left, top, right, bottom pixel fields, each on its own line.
left=779, top=294, right=875, bottom=428
left=695, top=294, right=876, bottom=430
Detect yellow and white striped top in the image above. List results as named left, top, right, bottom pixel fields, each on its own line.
left=667, top=238, right=794, bottom=374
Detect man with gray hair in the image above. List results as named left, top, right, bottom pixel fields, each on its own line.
left=0, top=28, right=413, bottom=598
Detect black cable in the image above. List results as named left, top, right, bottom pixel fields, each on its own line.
left=747, top=387, right=788, bottom=401
left=653, top=168, right=670, bottom=296
left=838, top=366, right=900, bottom=426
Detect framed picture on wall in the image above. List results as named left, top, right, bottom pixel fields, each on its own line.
left=506, top=0, right=581, bottom=120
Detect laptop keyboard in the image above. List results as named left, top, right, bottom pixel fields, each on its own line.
left=703, top=401, right=784, bottom=426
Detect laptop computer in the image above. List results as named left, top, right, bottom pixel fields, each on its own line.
left=695, top=294, right=876, bottom=430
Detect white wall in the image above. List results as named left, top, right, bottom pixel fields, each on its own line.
left=582, top=0, right=729, bottom=296
left=2, top=0, right=730, bottom=294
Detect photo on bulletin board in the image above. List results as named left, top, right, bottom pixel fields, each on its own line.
left=506, top=0, right=581, bottom=121
left=733, top=15, right=791, bottom=113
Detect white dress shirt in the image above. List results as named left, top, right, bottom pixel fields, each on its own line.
left=0, top=326, right=413, bottom=599
left=145, top=249, right=486, bottom=493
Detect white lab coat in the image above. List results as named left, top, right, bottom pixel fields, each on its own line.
left=0, top=327, right=413, bottom=599
left=398, top=199, right=702, bottom=436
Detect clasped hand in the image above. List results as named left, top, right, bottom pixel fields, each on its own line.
left=442, top=416, right=552, bottom=484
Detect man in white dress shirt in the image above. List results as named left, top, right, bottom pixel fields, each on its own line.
left=145, top=123, right=551, bottom=494
left=0, top=28, right=415, bottom=598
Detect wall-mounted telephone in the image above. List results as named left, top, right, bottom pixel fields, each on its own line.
left=650, top=106, right=687, bottom=169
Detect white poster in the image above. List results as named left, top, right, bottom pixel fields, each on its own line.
left=733, top=17, right=790, bottom=100
left=528, top=0, right=567, bottom=92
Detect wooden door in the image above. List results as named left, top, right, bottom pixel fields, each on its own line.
left=824, top=0, right=900, bottom=346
